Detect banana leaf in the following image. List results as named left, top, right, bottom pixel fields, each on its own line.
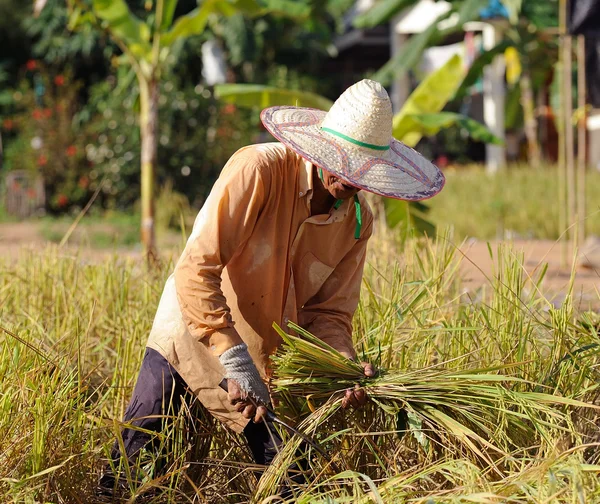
left=407, top=112, right=503, bottom=145
left=383, top=199, right=435, bottom=236
left=92, top=0, right=150, bottom=54
left=353, top=0, right=419, bottom=29
left=214, top=84, right=334, bottom=110
left=392, top=54, right=464, bottom=147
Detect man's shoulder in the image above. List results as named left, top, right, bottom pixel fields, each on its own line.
left=229, top=142, right=299, bottom=166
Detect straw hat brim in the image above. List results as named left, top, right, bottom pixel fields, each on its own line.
left=261, top=106, right=445, bottom=201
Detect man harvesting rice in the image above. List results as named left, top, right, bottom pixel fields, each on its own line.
left=101, top=79, right=444, bottom=491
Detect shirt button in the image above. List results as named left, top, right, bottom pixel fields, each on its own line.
left=283, top=317, right=289, bottom=324
left=299, top=191, right=304, bottom=196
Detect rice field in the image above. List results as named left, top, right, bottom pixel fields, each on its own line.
left=1, top=225, right=600, bottom=503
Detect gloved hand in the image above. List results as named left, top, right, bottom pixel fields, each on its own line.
left=219, top=343, right=270, bottom=422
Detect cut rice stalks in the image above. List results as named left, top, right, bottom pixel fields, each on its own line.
left=255, top=322, right=598, bottom=500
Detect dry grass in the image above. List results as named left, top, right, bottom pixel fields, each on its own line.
left=1, top=226, right=599, bottom=502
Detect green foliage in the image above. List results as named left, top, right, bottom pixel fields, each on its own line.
left=383, top=199, right=435, bottom=236
left=3, top=67, right=93, bottom=213
left=408, top=112, right=503, bottom=144
left=25, top=0, right=110, bottom=66
left=91, top=0, right=150, bottom=53
left=392, top=54, right=465, bottom=148
left=80, top=76, right=256, bottom=208
left=160, top=0, right=218, bottom=47
left=352, top=0, right=417, bottom=28
left=215, top=83, right=334, bottom=109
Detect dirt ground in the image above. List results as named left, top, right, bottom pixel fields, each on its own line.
left=459, top=239, right=599, bottom=309
left=1, top=222, right=598, bottom=311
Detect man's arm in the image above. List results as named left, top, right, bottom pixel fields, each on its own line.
left=174, top=149, right=269, bottom=357
left=297, top=211, right=374, bottom=358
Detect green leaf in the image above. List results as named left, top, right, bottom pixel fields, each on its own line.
left=92, top=0, right=150, bottom=52
left=257, top=0, right=311, bottom=18
left=160, top=1, right=214, bottom=46
left=0, top=90, right=14, bottom=106
left=353, top=0, right=419, bottom=29
left=407, top=410, right=430, bottom=451
left=501, top=0, right=522, bottom=24
left=383, top=199, right=436, bottom=236
left=160, top=0, right=178, bottom=30
left=232, top=0, right=264, bottom=16
left=214, top=84, right=333, bottom=110
left=407, top=112, right=503, bottom=145
left=392, top=54, right=464, bottom=147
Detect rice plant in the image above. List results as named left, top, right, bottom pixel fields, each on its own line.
left=1, top=229, right=599, bottom=503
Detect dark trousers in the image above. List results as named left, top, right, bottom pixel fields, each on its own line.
left=111, top=347, right=283, bottom=468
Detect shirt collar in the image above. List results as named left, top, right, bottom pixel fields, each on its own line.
left=298, top=157, right=313, bottom=200
left=298, top=158, right=354, bottom=220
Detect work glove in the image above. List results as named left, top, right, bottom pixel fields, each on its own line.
left=219, top=343, right=270, bottom=406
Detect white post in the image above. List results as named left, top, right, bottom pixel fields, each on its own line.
left=481, top=22, right=506, bottom=173
left=390, top=30, right=410, bottom=112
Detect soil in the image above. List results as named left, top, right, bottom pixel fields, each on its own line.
left=1, top=222, right=598, bottom=311
left=460, top=239, right=599, bottom=310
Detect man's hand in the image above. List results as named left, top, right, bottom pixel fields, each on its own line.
left=219, top=343, right=271, bottom=423
left=227, top=378, right=268, bottom=423
left=340, top=356, right=376, bottom=410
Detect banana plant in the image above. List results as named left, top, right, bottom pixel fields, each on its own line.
left=59, top=0, right=308, bottom=261
left=355, top=0, right=557, bottom=168
left=216, top=55, right=501, bottom=237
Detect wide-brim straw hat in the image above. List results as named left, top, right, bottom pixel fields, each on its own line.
left=260, top=79, right=445, bottom=201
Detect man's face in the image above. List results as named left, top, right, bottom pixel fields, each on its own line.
left=320, top=168, right=361, bottom=200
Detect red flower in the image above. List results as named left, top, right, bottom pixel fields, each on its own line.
left=57, top=194, right=68, bottom=208
left=27, top=188, right=37, bottom=200
left=37, top=154, right=48, bottom=166
left=78, top=176, right=89, bottom=189
left=66, top=145, right=77, bottom=157
left=26, top=60, right=37, bottom=71
left=43, top=108, right=52, bottom=119
left=32, top=109, right=43, bottom=120
left=2, top=119, right=13, bottom=130
left=54, top=75, right=65, bottom=86
left=222, top=103, right=236, bottom=115
left=435, top=155, right=449, bottom=168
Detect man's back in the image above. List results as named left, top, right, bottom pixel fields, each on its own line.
left=148, top=142, right=373, bottom=431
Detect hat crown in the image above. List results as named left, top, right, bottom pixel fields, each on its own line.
left=321, top=79, right=392, bottom=149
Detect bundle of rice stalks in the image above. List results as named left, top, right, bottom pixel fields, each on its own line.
left=256, top=322, right=596, bottom=500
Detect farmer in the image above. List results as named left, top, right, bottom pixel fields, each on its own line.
left=100, top=79, right=444, bottom=491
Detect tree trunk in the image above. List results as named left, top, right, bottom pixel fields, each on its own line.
left=139, top=76, right=158, bottom=263
left=520, top=71, right=540, bottom=168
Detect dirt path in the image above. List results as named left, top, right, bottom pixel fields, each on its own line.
left=2, top=222, right=598, bottom=310
left=459, top=239, right=599, bottom=309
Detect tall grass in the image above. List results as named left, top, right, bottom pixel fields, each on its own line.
left=428, top=166, right=600, bottom=239
left=1, top=228, right=599, bottom=502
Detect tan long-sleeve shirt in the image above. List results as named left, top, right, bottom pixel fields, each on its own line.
left=147, top=143, right=373, bottom=432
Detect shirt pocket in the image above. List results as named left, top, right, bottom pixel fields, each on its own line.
left=295, top=252, right=335, bottom=305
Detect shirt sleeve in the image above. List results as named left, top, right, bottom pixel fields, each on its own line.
left=297, top=211, right=373, bottom=358
left=174, top=149, right=269, bottom=356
